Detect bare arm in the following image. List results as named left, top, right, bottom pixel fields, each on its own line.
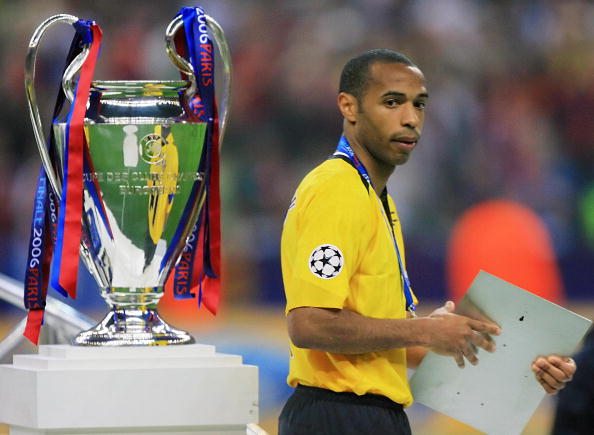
left=288, top=306, right=431, bottom=354
left=287, top=302, right=500, bottom=364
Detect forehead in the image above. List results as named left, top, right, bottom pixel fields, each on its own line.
left=365, top=62, right=427, bottom=96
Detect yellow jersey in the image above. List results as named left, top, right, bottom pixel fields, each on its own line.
left=281, top=157, right=416, bottom=407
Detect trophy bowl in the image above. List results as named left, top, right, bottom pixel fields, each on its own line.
left=24, top=11, right=231, bottom=346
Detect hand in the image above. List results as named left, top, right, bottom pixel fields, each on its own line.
left=531, top=355, right=576, bottom=395
left=428, top=301, right=501, bottom=368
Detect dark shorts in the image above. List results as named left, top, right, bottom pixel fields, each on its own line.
left=278, top=385, right=412, bottom=435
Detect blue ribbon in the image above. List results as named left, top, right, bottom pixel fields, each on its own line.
left=24, top=168, right=51, bottom=309
left=162, top=6, right=217, bottom=303
left=24, top=24, right=90, bottom=307
left=334, top=136, right=416, bottom=314
left=73, top=20, right=94, bottom=44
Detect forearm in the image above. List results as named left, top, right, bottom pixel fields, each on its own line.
left=287, top=306, right=432, bottom=354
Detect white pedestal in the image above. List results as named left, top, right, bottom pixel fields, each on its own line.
left=0, top=344, right=259, bottom=435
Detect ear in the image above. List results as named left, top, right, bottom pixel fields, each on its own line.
left=337, top=92, right=358, bottom=123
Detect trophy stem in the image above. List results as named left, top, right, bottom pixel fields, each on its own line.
left=73, top=287, right=194, bottom=346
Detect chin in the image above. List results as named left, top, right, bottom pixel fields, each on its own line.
left=393, top=155, right=410, bottom=166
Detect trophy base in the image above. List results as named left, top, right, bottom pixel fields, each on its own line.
left=72, top=308, right=195, bottom=346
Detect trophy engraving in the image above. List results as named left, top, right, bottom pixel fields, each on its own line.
left=23, top=8, right=231, bottom=346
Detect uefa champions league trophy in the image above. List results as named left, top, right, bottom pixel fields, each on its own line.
left=24, top=10, right=231, bottom=346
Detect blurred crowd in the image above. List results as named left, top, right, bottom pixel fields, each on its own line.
left=0, top=0, right=593, bottom=310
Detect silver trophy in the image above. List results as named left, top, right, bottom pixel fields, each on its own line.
left=24, top=13, right=231, bottom=346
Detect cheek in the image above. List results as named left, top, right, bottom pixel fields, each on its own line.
left=417, top=112, right=426, bottom=131
left=361, top=121, right=385, bottom=147
left=356, top=116, right=375, bottom=138
left=361, top=112, right=387, bottom=137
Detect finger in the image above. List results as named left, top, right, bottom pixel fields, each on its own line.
left=469, top=319, right=501, bottom=336
left=431, top=301, right=455, bottom=317
left=533, top=363, right=565, bottom=390
left=548, top=356, right=576, bottom=380
left=535, top=358, right=572, bottom=384
left=461, top=342, right=479, bottom=366
left=532, top=364, right=555, bottom=392
left=535, top=369, right=565, bottom=394
left=454, top=353, right=465, bottom=368
left=469, top=331, right=496, bottom=353
left=535, top=372, right=558, bottom=395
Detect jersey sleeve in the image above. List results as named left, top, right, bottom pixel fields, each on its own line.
left=283, top=171, right=369, bottom=312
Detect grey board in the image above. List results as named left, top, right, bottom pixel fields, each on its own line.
left=410, top=271, right=592, bottom=434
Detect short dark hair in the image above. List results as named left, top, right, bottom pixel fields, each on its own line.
left=339, top=49, right=417, bottom=101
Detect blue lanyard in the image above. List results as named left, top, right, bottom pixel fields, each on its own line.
left=334, top=136, right=416, bottom=314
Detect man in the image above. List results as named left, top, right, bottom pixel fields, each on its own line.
left=552, top=329, right=594, bottom=434
left=279, top=49, right=576, bottom=434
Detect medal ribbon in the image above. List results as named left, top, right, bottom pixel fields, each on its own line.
left=164, top=6, right=220, bottom=315
left=23, top=21, right=102, bottom=344
left=334, top=135, right=416, bottom=314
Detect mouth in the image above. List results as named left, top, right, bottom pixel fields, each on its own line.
left=391, top=136, right=418, bottom=152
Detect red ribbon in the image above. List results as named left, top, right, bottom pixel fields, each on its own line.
left=24, top=309, right=45, bottom=345
left=57, top=24, right=102, bottom=299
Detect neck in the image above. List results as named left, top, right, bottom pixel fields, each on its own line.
left=342, top=130, right=394, bottom=194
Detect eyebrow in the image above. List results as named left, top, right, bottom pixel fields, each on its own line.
left=381, top=91, right=429, bottom=99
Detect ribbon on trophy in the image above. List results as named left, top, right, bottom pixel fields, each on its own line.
left=164, top=6, right=221, bottom=315
left=23, top=21, right=103, bottom=344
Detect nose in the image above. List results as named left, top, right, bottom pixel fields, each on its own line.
left=400, top=102, right=420, bottom=129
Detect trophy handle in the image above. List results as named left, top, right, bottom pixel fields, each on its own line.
left=165, top=13, right=233, bottom=145
left=62, top=48, right=91, bottom=104
left=25, top=14, right=90, bottom=200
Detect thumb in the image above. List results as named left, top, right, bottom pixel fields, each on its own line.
left=444, top=300, right=456, bottom=313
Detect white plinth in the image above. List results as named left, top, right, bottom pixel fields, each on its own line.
left=0, top=344, right=259, bottom=435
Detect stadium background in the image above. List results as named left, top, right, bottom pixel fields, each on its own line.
left=0, top=0, right=593, bottom=433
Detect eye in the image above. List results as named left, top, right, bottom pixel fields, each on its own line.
left=384, top=99, right=400, bottom=108
left=415, top=100, right=427, bottom=110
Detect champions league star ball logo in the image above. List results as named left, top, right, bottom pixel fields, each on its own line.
left=309, top=244, right=344, bottom=279
left=140, top=133, right=165, bottom=165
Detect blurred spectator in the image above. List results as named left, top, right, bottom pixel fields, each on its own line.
left=446, top=200, right=564, bottom=304
left=0, top=0, right=593, bottom=309
left=551, top=329, right=594, bottom=435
